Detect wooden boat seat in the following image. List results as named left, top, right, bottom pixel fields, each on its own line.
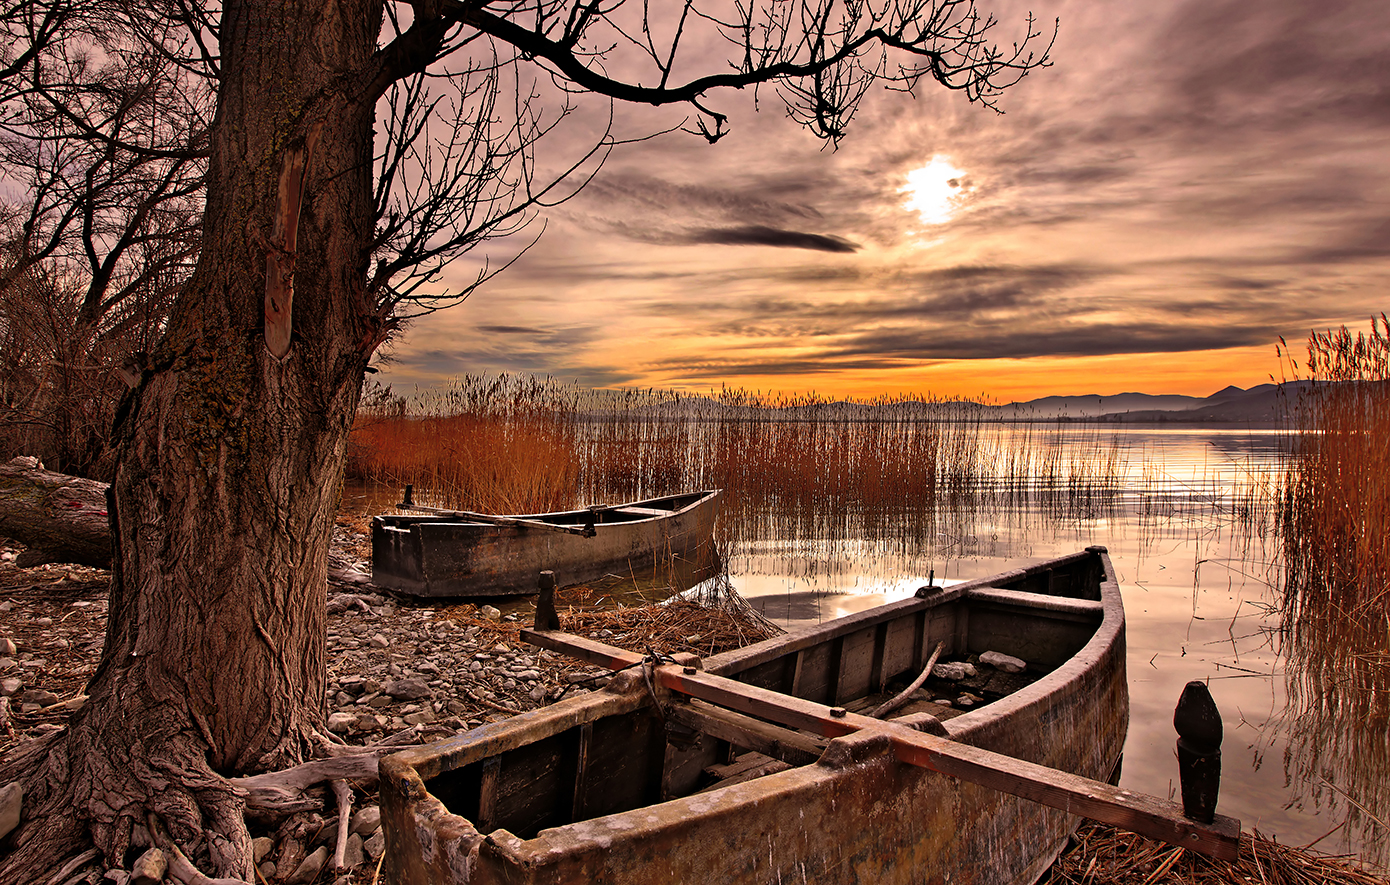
left=610, top=506, right=671, bottom=518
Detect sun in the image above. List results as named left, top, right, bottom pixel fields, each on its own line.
left=901, top=156, right=969, bottom=225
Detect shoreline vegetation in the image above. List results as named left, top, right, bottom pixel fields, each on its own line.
left=1275, top=316, right=1390, bottom=872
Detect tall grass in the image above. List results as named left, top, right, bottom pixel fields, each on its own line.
left=347, top=376, right=1127, bottom=547
left=1280, top=316, right=1390, bottom=646
left=1278, top=315, right=1390, bottom=866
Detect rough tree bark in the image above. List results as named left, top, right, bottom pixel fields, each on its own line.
left=0, top=1, right=385, bottom=879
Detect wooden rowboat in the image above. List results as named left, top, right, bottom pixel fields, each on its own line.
left=380, top=547, right=1239, bottom=885
left=371, top=490, right=720, bottom=597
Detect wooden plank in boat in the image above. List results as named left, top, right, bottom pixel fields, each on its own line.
left=698, top=753, right=792, bottom=792
left=666, top=700, right=826, bottom=767
left=610, top=506, right=670, bottom=518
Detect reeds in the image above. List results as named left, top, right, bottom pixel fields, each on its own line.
left=347, top=376, right=1127, bottom=549
left=1046, top=823, right=1388, bottom=885
left=1276, top=315, right=1390, bottom=869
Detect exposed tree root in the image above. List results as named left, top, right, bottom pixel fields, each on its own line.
left=0, top=719, right=420, bottom=885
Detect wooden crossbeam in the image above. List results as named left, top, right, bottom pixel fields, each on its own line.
left=522, top=627, right=1241, bottom=861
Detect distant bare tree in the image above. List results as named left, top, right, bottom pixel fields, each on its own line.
left=0, top=0, right=205, bottom=474
left=0, top=1, right=1052, bottom=882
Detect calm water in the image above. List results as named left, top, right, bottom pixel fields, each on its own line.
left=349, top=423, right=1384, bottom=868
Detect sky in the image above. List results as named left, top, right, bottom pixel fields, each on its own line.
left=375, top=0, right=1390, bottom=404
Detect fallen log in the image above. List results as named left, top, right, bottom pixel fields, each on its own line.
left=0, top=457, right=111, bottom=568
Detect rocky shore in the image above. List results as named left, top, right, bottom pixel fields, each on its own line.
left=0, top=523, right=617, bottom=884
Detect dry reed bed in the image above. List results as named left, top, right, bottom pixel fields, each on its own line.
left=347, top=376, right=1131, bottom=549
left=1047, top=823, right=1388, bottom=885
left=1275, top=317, right=1390, bottom=866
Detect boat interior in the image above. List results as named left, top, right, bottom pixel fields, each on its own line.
left=414, top=551, right=1111, bottom=841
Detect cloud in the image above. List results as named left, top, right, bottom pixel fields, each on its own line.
left=685, top=225, right=859, bottom=253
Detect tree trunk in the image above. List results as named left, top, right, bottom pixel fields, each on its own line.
left=1, top=1, right=387, bottom=879
left=0, top=456, right=111, bottom=567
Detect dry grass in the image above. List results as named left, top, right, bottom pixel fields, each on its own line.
left=436, top=595, right=783, bottom=663
left=347, top=376, right=1127, bottom=548
left=1276, top=315, right=1390, bottom=869
left=1047, top=823, right=1388, bottom=885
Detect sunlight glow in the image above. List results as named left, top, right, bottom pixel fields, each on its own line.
left=901, top=156, right=969, bottom=225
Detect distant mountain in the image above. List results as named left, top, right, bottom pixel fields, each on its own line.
left=610, top=381, right=1320, bottom=424
left=995, top=392, right=1206, bottom=419
left=1002, top=381, right=1315, bottom=423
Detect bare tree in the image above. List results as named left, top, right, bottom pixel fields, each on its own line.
left=0, top=1, right=1051, bottom=881
left=0, top=0, right=206, bottom=474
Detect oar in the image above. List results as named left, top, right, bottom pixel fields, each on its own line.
left=521, top=626, right=1241, bottom=862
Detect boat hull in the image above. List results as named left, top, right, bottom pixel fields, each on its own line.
left=381, top=548, right=1127, bottom=885
left=371, top=490, right=720, bottom=597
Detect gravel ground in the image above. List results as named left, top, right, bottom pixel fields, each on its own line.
left=0, top=518, right=614, bottom=759
left=0, top=518, right=628, bottom=883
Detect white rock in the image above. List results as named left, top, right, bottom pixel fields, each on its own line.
left=350, top=805, right=381, bottom=837
left=342, top=832, right=365, bottom=868
left=252, top=836, right=275, bottom=864
left=932, top=662, right=977, bottom=681
left=980, top=651, right=1027, bottom=674
left=130, top=847, right=167, bottom=885
left=0, top=638, right=16, bottom=655
left=364, top=830, right=386, bottom=860
left=955, top=695, right=975, bottom=708
left=480, top=605, right=502, bottom=621
left=369, top=634, right=390, bottom=649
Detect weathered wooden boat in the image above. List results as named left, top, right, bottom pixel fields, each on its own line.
left=381, top=547, right=1239, bottom=885
left=371, top=489, right=720, bottom=597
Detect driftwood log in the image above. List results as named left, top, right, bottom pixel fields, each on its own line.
left=0, top=457, right=112, bottom=568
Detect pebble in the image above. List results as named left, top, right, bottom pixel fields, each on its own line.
left=342, top=832, right=365, bottom=868
left=350, top=805, right=381, bottom=837
left=0, top=782, right=22, bottom=841
left=364, top=830, right=386, bottom=860
left=327, top=712, right=356, bottom=733
left=20, top=688, right=60, bottom=707
left=384, top=678, right=431, bottom=700
left=285, top=846, right=328, bottom=885
left=368, top=634, right=390, bottom=649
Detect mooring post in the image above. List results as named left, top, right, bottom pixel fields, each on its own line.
left=535, top=570, right=560, bottom=631
left=401, top=484, right=413, bottom=507
left=1174, top=680, right=1223, bottom=823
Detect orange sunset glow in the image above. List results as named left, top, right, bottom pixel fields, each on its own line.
left=376, top=0, right=1390, bottom=405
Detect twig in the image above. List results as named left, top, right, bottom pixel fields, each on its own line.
left=331, top=779, right=354, bottom=872
left=871, top=642, right=945, bottom=718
